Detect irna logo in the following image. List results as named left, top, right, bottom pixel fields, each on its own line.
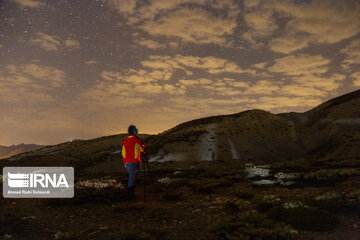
left=3, top=167, right=74, bottom=198
left=8, top=172, right=69, bottom=188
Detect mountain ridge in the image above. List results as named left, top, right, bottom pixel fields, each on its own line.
left=1, top=89, right=359, bottom=172
left=0, top=143, right=45, bottom=159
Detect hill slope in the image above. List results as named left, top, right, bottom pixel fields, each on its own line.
left=306, top=89, right=360, bottom=120
left=1, top=90, right=359, bottom=173
left=145, top=110, right=308, bottom=162
left=0, top=144, right=45, bottom=159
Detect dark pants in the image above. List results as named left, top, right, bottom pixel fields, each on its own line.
left=125, top=162, right=139, bottom=188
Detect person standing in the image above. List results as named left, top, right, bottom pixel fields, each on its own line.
left=122, top=125, right=144, bottom=200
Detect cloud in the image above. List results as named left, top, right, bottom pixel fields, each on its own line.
left=253, top=62, right=267, bottom=69
left=291, top=74, right=346, bottom=92
left=173, top=73, right=345, bottom=113
left=30, top=32, right=61, bottom=51
left=109, top=0, right=240, bottom=46
left=12, top=0, right=45, bottom=8
left=85, top=60, right=97, bottom=65
left=269, top=34, right=309, bottom=54
left=64, top=39, right=80, bottom=48
left=244, top=0, right=260, bottom=9
left=177, top=78, right=279, bottom=97
left=141, top=54, right=255, bottom=75
left=140, top=55, right=184, bottom=72
left=207, top=62, right=256, bottom=75
left=132, top=54, right=340, bottom=104
left=242, top=9, right=278, bottom=47
left=341, top=39, right=360, bottom=68
left=280, top=85, right=328, bottom=97
left=30, top=32, right=81, bottom=51
left=244, top=80, right=280, bottom=95
left=137, top=39, right=166, bottom=49
left=173, top=55, right=228, bottom=70
left=268, top=0, right=360, bottom=53
left=351, top=72, right=360, bottom=86
left=268, top=54, right=330, bottom=76
left=166, top=76, right=330, bottom=114
left=79, top=82, right=145, bottom=109
left=83, top=67, right=184, bottom=104
left=165, top=96, right=254, bottom=119
left=139, top=8, right=237, bottom=45
left=102, top=68, right=172, bottom=83
left=134, top=83, right=163, bottom=94
left=107, top=0, right=137, bottom=17
left=135, top=38, right=179, bottom=50
left=178, top=79, right=201, bottom=86
left=0, top=64, right=66, bottom=103
left=252, top=96, right=322, bottom=112
left=79, top=68, right=184, bottom=110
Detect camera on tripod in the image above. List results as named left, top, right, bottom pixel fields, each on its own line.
left=140, top=151, right=147, bottom=163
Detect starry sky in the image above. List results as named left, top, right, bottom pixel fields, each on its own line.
left=0, top=0, right=360, bottom=145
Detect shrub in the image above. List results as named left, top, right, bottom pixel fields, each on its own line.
left=213, top=211, right=297, bottom=240
left=268, top=205, right=338, bottom=231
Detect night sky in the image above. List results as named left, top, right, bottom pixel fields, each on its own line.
left=1, top=0, right=360, bottom=145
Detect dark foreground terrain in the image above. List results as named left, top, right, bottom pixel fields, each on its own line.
left=1, top=90, right=360, bottom=239
left=1, top=157, right=360, bottom=240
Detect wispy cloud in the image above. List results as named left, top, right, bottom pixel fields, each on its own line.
left=85, top=60, right=97, bottom=65
left=252, top=96, right=322, bottom=112
left=108, top=0, right=240, bottom=47
left=270, top=35, right=309, bottom=54
left=30, top=32, right=61, bottom=51
left=341, top=39, right=360, bottom=71
left=141, top=54, right=255, bottom=76
left=0, top=63, right=66, bottom=103
left=242, top=8, right=278, bottom=47
left=30, top=32, right=81, bottom=51
left=268, top=54, right=330, bottom=76
left=137, top=39, right=166, bottom=49
left=268, top=0, right=360, bottom=53
left=12, top=0, right=45, bottom=8
left=139, top=8, right=236, bottom=46
left=64, top=39, right=80, bottom=49
left=241, top=0, right=360, bottom=53
left=351, top=72, right=360, bottom=87
left=291, top=74, right=346, bottom=92
left=102, top=68, right=172, bottom=83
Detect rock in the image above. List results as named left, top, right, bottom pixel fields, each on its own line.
left=99, top=225, right=109, bottom=230
left=3, top=234, right=12, bottom=239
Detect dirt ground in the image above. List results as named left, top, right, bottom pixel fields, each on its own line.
left=1, top=159, right=360, bottom=240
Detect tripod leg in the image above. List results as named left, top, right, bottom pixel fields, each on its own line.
left=143, top=162, right=146, bottom=202
left=145, top=160, right=157, bottom=196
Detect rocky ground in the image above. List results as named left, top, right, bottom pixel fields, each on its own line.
left=1, top=157, right=360, bottom=240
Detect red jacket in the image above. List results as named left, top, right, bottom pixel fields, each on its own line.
left=122, top=135, right=144, bottom=164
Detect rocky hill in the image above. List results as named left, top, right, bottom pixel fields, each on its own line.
left=1, top=90, right=359, bottom=173
left=0, top=144, right=45, bottom=159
